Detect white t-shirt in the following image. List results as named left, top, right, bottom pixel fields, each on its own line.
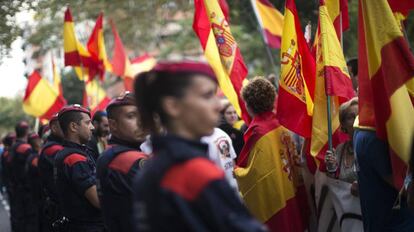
left=201, top=128, right=239, bottom=191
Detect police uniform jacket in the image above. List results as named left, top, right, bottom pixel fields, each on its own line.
left=97, top=136, right=147, bottom=232
left=133, top=134, right=266, bottom=232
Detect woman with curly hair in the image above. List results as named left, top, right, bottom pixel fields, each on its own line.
left=235, top=77, right=308, bottom=232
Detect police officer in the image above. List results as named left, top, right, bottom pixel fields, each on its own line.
left=9, top=120, right=34, bottom=232
left=38, top=113, right=64, bottom=231
left=26, top=132, right=42, bottom=232
left=54, top=105, right=104, bottom=232
left=97, top=92, right=148, bottom=232
left=1, top=132, right=15, bottom=194
left=132, top=61, right=266, bottom=231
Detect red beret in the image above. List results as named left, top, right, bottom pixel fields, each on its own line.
left=106, top=92, right=136, bottom=111
left=49, top=113, right=59, bottom=123
left=18, top=121, right=29, bottom=129
left=152, top=61, right=217, bottom=83
left=58, top=104, right=91, bottom=119
left=29, top=133, right=40, bottom=140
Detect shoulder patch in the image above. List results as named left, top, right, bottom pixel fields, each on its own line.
left=108, top=151, right=147, bottom=174
left=161, top=157, right=224, bottom=201
left=64, top=153, right=87, bottom=167
left=31, top=157, right=39, bottom=167
left=16, top=143, right=31, bottom=154
left=44, top=145, right=64, bottom=156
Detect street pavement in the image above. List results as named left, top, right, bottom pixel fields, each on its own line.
left=0, top=190, right=11, bottom=232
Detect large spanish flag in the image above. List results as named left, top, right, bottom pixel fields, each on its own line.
left=358, top=0, right=414, bottom=188
left=63, top=8, right=97, bottom=81
left=83, top=79, right=111, bottom=116
left=250, top=0, right=284, bottom=49
left=110, top=21, right=156, bottom=91
left=326, top=0, right=349, bottom=38
left=193, top=0, right=250, bottom=124
left=276, top=0, right=315, bottom=138
left=87, top=13, right=112, bottom=81
left=310, top=0, right=354, bottom=162
left=235, top=111, right=308, bottom=231
left=23, top=71, right=66, bottom=120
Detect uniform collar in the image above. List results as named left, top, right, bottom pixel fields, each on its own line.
left=63, top=140, right=88, bottom=151
left=109, top=136, right=142, bottom=150
left=47, top=134, right=63, bottom=144
left=152, top=134, right=208, bottom=161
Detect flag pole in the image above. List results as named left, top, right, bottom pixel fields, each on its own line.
left=249, top=0, right=279, bottom=87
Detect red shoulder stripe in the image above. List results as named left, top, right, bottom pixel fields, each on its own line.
left=64, top=153, right=87, bottom=167
left=3, top=151, right=9, bottom=158
left=44, top=145, right=64, bottom=156
left=31, top=157, right=39, bottom=167
left=16, top=144, right=31, bottom=154
left=161, top=158, right=224, bottom=201
left=108, top=151, right=147, bottom=174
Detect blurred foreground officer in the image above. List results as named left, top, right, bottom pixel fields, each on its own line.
left=38, top=114, right=64, bottom=231
left=25, top=132, right=43, bottom=232
left=97, top=92, right=148, bottom=232
left=9, top=121, right=33, bottom=232
left=133, top=61, right=266, bottom=232
left=54, top=105, right=104, bottom=232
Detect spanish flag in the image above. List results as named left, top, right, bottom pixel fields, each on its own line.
left=63, top=7, right=97, bottom=81
left=326, top=0, right=349, bottom=38
left=193, top=0, right=250, bottom=124
left=87, top=13, right=112, bottom=81
left=110, top=21, right=156, bottom=91
left=388, top=0, right=414, bottom=29
left=52, top=57, right=63, bottom=97
left=310, top=0, right=354, bottom=163
left=358, top=0, right=414, bottom=188
left=83, top=79, right=111, bottom=116
left=250, top=0, right=284, bottom=49
left=235, top=111, right=308, bottom=231
left=276, top=0, right=315, bottom=138
left=23, top=71, right=66, bottom=120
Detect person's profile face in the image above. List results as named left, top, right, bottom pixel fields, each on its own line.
left=78, top=113, right=94, bottom=144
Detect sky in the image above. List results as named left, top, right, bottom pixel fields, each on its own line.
left=0, top=10, right=34, bottom=98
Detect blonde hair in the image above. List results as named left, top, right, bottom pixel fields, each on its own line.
left=339, top=97, right=358, bottom=125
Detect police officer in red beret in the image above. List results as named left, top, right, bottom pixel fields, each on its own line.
left=38, top=113, right=64, bottom=231
left=96, top=92, right=148, bottom=232
left=9, top=120, right=34, bottom=232
left=54, top=105, right=104, bottom=231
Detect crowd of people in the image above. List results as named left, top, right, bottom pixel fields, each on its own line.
left=0, top=60, right=413, bottom=232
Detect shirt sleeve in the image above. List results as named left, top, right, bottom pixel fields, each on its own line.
left=69, top=161, right=96, bottom=196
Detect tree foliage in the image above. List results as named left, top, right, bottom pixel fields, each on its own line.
left=0, top=96, right=33, bottom=136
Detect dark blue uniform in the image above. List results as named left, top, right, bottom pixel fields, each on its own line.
left=38, top=135, right=64, bottom=231
left=9, top=140, right=34, bottom=232
left=133, top=135, right=266, bottom=232
left=97, top=137, right=147, bottom=232
left=25, top=152, right=41, bottom=232
left=54, top=140, right=104, bottom=232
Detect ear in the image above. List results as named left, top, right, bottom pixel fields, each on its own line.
left=108, top=118, right=117, bottom=134
left=68, top=121, right=78, bottom=134
left=161, top=96, right=183, bottom=119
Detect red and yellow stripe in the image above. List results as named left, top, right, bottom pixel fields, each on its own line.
left=193, top=0, right=250, bottom=124
left=276, top=0, right=315, bottom=138
left=83, top=79, right=111, bottom=116
left=358, top=0, right=414, bottom=188
left=23, top=71, right=66, bottom=120
left=310, top=0, right=354, bottom=164
left=87, top=13, right=112, bottom=81
left=235, top=111, right=308, bottom=231
left=251, top=0, right=283, bottom=49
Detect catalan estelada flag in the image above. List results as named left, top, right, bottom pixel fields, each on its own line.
left=87, top=13, right=112, bottom=81
left=235, top=111, right=308, bottom=231
left=23, top=71, right=66, bottom=120
left=310, top=0, right=354, bottom=163
left=193, top=0, right=250, bottom=124
left=358, top=0, right=414, bottom=188
left=276, top=0, right=315, bottom=138
left=250, top=0, right=284, bottom=49
left=63, top=8, right=97, bottom=81
left=83, top=79, right=110, bottom=116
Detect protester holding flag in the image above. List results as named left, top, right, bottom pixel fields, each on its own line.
left=132, top=61, right=265, bottom=232
left=235, top=77, right=308, bottom=232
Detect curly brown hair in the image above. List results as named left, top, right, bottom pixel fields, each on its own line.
left=241, top=77, right=276, bottom=115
